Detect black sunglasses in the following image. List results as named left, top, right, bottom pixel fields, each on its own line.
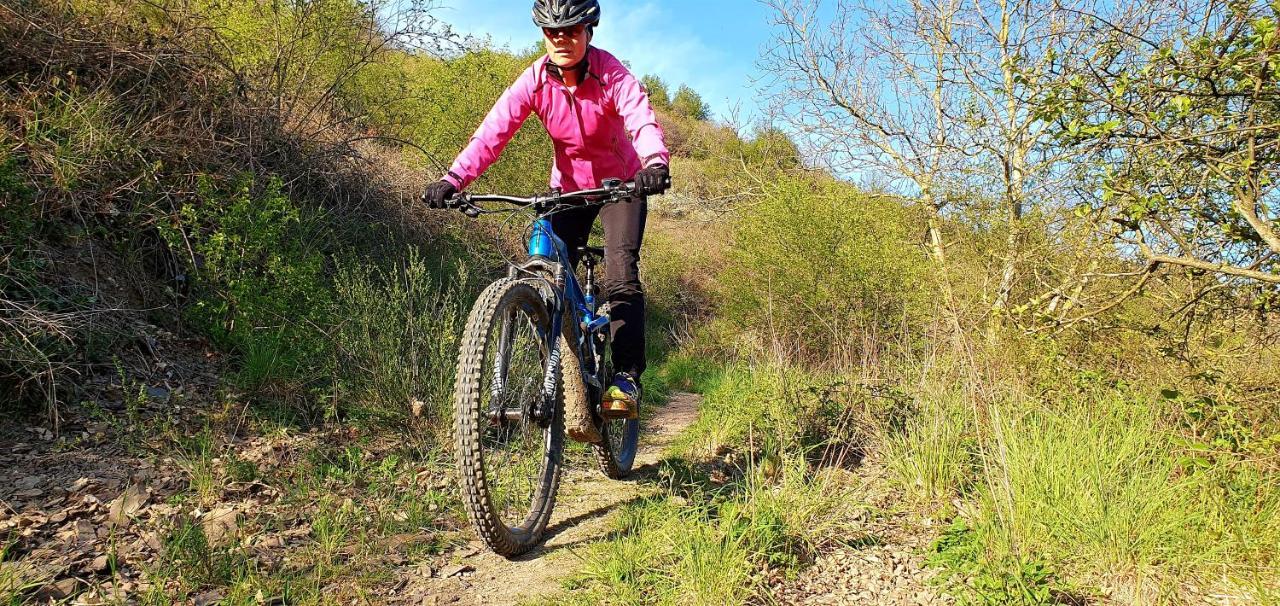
left=542, top=24, right=587, bottom=38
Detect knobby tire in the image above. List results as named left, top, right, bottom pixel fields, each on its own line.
left=454, top=278, right=565, bottom=557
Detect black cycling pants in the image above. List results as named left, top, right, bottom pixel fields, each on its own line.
left=550, top=197, right=648, bottom=378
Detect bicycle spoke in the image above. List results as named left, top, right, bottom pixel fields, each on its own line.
left=478, top=306, right=549, bottom=526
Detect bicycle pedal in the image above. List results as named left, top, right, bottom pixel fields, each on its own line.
left=600, top=398, right=638, bottom=420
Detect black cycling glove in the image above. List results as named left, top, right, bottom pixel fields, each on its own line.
left=633, top=164, right=671, bottom=197
left=422, top=180, right=458, bottom=209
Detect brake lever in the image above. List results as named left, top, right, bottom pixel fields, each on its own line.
left=445, top=193, right=483, bottom=218
left=598, top=178, right=637, bottom=203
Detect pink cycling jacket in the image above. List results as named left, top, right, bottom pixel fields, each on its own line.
left=442, top=47, right=670, bottom=192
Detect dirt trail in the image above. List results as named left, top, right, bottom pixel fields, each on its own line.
left=396, top=392, right=702, bottom=606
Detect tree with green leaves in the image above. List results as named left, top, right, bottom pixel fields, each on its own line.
left=641, top=74, right=672, bottom=111
left=672, top=84, right=711, bottom=121
left=1050, top=0, right=1280, bottom=286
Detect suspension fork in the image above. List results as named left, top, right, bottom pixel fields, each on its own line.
left=490, top=309, right=516, bottom=399
left=533, top=264, right=568, bottom=426
left=487, top=267, right=557, bottom=427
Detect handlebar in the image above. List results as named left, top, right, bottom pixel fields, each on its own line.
left=444, top=177, right=669, bottom=218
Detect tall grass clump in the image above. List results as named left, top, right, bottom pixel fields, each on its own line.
left=883, top=383, right=976, bottom=508
left=640, top=221, right=726, bottom=346
left=15, top=85, right=138, bottom=197
left=333, top=248, right=474, bottom=432
left=898, top=359, right=1280, bottom=603
left=968, top=388, right=1280, bottom=600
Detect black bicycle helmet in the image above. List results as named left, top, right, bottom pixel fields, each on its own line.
left=532, top=0, right=601, bottom=29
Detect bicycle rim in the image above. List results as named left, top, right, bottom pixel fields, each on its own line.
left=597, top=416, right=640, bottom=478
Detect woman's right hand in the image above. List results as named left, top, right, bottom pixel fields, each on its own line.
left=422, top=181, right=458, bottom=209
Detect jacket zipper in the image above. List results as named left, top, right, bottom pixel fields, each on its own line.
left=561, top=87, right=586, bottom=150
left=611, top=136, right=628, bottom=166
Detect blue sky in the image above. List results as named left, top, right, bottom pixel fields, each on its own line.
left=432, top=1, right=775, bottom=124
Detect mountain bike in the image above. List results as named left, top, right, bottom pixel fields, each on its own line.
left=446, top=178, right=648, bottom=556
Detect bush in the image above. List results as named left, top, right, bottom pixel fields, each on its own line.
left=388, top=47, right=554, bottom=195
left=166, top=174, right=335, bottom=398
left=717, top=176, right=931, bottom=364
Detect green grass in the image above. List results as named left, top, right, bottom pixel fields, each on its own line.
left=332, top=247, right=474, bottom=436
left=543, top=450, right=854, bottom=606
left=983, top=395, right=1278, bottom=596
left=898, top=375, right=1280, bottom=604
left=883, top=385, right=976, bottom=509
left=536, top=361, right=862, bottom=606
left=17, top=85, right=136, bottom=194
left=311, top=495, right=361, bottom=561
left=171, top=426, right=221, bottom=506
left=0, top=536, right=51, bottom=604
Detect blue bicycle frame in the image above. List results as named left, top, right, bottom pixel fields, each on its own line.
left=526, top=218, right=612, bottom=388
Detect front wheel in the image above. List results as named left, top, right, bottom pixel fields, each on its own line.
left=454, top=278, right=564, bottom=557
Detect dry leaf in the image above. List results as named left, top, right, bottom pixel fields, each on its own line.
left=34, top=578, right=79, bottom=600
left=201, top=507, right=239, bottom=547
left=107, top=484, right=149, bottom=529
left=85, top=554, right=110, bottom=573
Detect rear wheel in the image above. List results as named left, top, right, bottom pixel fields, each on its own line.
left=595, top=415, right=640, bottom=479
left=590, top=334, right=640, bottom=479
left=454, top=278, right=564, bottom=557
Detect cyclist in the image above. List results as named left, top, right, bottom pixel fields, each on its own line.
left=422, top=0, right=671, bottom=423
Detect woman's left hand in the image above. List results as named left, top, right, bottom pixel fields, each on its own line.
left=633, top=164, right=671, bottom=197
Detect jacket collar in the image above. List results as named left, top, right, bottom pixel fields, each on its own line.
left=544, top=47, right=600, bottom=85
